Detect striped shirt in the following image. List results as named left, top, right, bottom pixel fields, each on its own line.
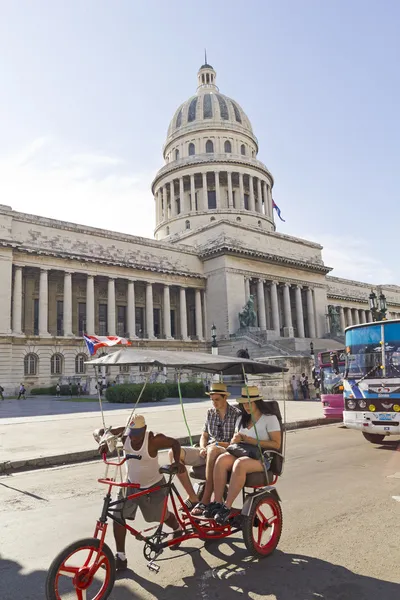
left=203, top=403, right=241, bottom=444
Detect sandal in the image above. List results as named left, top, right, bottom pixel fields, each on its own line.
left=179, top=498, right=196, bottom=513
left=191, top=502, right=207, bottom=516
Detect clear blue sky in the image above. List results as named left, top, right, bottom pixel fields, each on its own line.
left=0, top=1, right=399, bottom=285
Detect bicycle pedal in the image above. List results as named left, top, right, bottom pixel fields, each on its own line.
left=147, top=560, right=160, bottom=574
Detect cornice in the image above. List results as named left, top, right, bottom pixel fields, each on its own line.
left=216, top=266, right=327, bottom=288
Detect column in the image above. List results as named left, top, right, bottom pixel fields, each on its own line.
left=107, top=278, right=116, bottom=335
left=244, top=277, right=250, bottom=303
left=190, top=174, right=196, bottom=212
left=283, top=283, right=294, bottom=336
left=257, top=178, right=262, bottom=213
left=86, top=275, right=95, bottom=335
left=360, top=310, right=366, bottom=324
left=195, top=289, right=203, bottom=340
left=270, top=281, right=280, bottom=334
left=180, top=287, right=189, bottom=340
left=249, top=175, right=256, bottom=211
left=203, top=291, right=208, bottom=340
left=367, top=310, right=373, bottom=322
left=215, top=171, right=221, bottom=208
left=306, top=288, right=316, bottom=338
left=353, top=309, right=360, bottom=325
left=170, top=180, right=176, bottom=217
left=266, top=183, right=272, bottom=218
left=239, top=172, right=245, bottom=209
left=227, top=171, right=233, bottom=208
left=63, top=271, right=73, bottom=336
left=155, top=191, right=159, bottom=225
left=163, top=284, right=172, bottom=339
left=263, top=182, right=269, bottom=216
left=346, top=307, right=353, bottom=327
left=339, top=306, right=346, bottom=332
left=257, top=279, right=267, bottom=330
left=160, top=186, right=165, bottom=220
left=39, top=268, right=50, bottom=337
left=179, top=177, right=185, bottom=214
left=127, top=280, right=137, bottom=338
left=146, top=282, right=155, bottom=339
left=12, top=266, right=23, bottom=335
left=295, top=285, right=305, bottom=338
left=202, top=172, right=208, bottom=211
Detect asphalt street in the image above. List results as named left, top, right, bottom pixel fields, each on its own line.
left=0, top=425, right=399, bottom=600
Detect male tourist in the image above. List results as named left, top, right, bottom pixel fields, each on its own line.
left=290, top=375, right=299, bottom=401
left=94, top=415, right=184, bottom=571
left=17, top=383, right=26, bottom=400
left=56, top=383, right=61, bottom=398
left=169, top=382, right=241, bottom=516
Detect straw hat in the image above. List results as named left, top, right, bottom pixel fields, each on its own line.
left=237, top=386, right=263, bottom=403
left=128, top=414, right=146, bottom=432
left=206, top=383, right=230, bottom=397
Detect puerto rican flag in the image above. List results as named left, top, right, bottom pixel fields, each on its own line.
left=83, top=334, right=131, bottom=356
left=272, top=200, right=285, bottom=222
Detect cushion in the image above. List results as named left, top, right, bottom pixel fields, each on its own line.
left=189, top=464, right=272, bottom=487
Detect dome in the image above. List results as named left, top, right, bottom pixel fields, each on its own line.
left=166, top=63, right=253, bottom=142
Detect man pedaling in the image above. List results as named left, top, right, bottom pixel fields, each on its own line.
left=93, top=414, right=185, bottom=572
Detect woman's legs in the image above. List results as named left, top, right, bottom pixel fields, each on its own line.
left=213, top=454, right=235, bottom=503
left=224, top=457, right=264, bottom=508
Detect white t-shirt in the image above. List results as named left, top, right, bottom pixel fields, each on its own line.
left=238, top=414, right=280, bottom=441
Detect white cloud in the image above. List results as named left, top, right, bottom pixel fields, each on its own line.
left=0, top=139, right=156, bottom=238
left=310, top=233, right=396, bottom=285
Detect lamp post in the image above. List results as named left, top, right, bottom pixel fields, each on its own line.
left=211, top=324, right=218, bottom=355
left=369, top=290, right=387, bottom=322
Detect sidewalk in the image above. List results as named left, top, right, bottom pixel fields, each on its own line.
left=0, top=396, right=336, bottom=474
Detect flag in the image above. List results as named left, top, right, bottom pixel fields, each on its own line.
left=272, top=200, right=285, bottom=222
left=84, top=334, right=131, bottom=356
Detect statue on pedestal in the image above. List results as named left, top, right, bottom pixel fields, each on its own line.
left=328, top=305, right=341, bottom=336
left=239, top=295, right=257, bottom=328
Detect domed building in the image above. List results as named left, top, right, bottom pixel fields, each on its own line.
left=0, top=61, right=399, bottom=391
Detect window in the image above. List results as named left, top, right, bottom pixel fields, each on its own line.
left=240, top=144, right=246, bottom=155
left=34, top=298, right=39, bottom=335
left=258, top=220, right=262, bottom=227
left=75, top=353, right=87, bottom=374
left=170, top=310, right=176, bottom=338
left=51, top=353, right=63, bottom=375
left=224, top=140, right=232, bottom=153
left=206, top=140, right=214, bottom=153
left=185, top=220, right=190, bottom=230
left=166, top=226, right=170, bottom=236
left=210, top=216, right=216, bottom=221
left=188, top=97, right=197, bottom=122
left=135, top=306, right=144, bottom=337
left=139, top=365, right=149, bottom=372
left=24, top=353, right=38, bottom=376
left=236, top=216, right=241, bottom=222
left=99, top=304, right=108, bottom=335
left=175, top=108, right=182, bottom=129
left=188, top=142, right=195, bottom=156
left=154, top=308, right=161, bottom=338
left=56, top=300, right=63, bottom=336
left=216, top=95, right=229, bottom=119
left=78, top=303, right=86, bottom=336
left=207, top=190, right=216, bottom=209
left=203, top=93, right=213, bottom=118
left=120, top=364, right=130, bottom=373
left=175, top=149, right=179, bottom=160
left=244, top=194, right=249, bottom=210
left=231, top=101, right=242, bottom=123
left=117, top=305, right=127, bottom=336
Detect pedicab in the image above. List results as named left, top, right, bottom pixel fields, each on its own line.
left=45, top=349, right=287, bottom=600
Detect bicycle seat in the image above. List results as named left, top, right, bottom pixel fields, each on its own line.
left=159, top=464, right=179, bottom=475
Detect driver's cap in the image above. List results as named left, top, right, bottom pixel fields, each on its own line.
left=128, top=414, right=146, bottom=433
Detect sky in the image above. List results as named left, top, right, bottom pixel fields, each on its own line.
left=0, top=1, right=399, bottom=285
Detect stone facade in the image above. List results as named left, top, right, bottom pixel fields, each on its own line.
left=1, top=61, right=400, bottom=393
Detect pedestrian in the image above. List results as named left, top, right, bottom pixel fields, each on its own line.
left=56, top=383, right=61, bottom=398
left=0, top=384, right=4, bottom=400
left=68, top=382, right=73, bottom=398
left=77, top=382, right=81, bottom=397
left=290, top=375, right=299, bottom=401
left=17, top=383, right=26, bottom=400
left=301, top=375, right=310, bottom=400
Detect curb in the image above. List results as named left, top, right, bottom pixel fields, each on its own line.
left=0, top=418, right=341, bottom=475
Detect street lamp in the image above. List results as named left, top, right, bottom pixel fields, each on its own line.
left=211, top=324, right=218, bottom=355
left=369, top=289, right=387, bottom=322
left=310, top=341, right=314, bottom=357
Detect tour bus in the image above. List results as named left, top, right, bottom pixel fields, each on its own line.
left=343, top=319, right=400, bottom=443
left=317, top=350, right=345, bottom=419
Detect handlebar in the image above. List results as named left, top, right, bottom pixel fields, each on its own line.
left=102, top=452, right=127, bottom=467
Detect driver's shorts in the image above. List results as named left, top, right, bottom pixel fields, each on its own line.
left=113, top=477, right=168, bottom=523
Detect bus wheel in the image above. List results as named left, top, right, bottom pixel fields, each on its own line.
left=362, top=432, right=385, bottom=444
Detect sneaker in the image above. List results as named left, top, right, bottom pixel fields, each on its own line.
left=115, top=555, right=128, bottom=572
left=214, top=504, right=232, bottom=525
left=179, top=498, right=196, bottom=513
left=203, top=502, right=223, bottom=518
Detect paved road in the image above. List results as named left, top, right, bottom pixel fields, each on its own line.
left=0, top=425, right=399, bottom=599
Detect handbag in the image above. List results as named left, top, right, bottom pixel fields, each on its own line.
left=226, top=442, right=272, bottom=471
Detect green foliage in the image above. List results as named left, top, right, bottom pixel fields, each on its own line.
left=30, top=385, right=80, bottom=396
left=106, top=381, right=206, bottom=403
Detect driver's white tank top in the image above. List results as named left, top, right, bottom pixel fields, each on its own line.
left=123, top=431, right=161, bottom=489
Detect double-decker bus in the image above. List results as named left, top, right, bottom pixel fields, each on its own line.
left=316, top=350, right=345, bottom=419
left=343, top=319, right=400, bottom=443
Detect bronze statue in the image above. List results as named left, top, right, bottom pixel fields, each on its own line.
left=239, top=295, right=257, bottom=328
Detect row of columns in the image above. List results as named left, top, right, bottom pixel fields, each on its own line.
left=247, top=278, right=317, bottom=338
left=155, top=171, right=272, bottom=222
left=12, top=267, right=204, bottom=341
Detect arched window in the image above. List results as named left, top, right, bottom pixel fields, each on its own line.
left=175, top=149, right=180, bottom=160
left=210, top=216, right=216, bottom=221
left=188, top=142, right=195, bottom=156
left=224, top=140, right=232, bottom=153
left=206, top=140, right=214, bottom=153
left=240, top=144, right=246, bottom=156
left=24, top=353, right=38, bottom=376
left=202, top=74, right=205, bottom=83
left=51, top=353, right=63, bottom=375
left=236, top=216, right=241, bottom=222
left=258, top=220, right=262, bottom=227
left=185, top=220, right=190, bottom=230
left=166, top=226, right=170, bottom=236
left=75, top=353, right=87, bottom=375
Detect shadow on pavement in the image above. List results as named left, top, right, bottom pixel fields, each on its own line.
left=376, top=439, right=400, bottom=451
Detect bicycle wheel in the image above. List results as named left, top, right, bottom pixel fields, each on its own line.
left=242, top=495, right=282, bottom=557
left=46, top=537, right=116, bottom=600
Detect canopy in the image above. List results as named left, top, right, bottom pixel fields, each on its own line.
left=85, top=348, right=286, bottom=375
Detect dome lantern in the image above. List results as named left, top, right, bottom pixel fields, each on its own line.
left=197, top=52, right=218, bottom=93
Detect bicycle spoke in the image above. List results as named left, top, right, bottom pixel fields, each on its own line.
left=76, top=590, right=87, bottom=600
left=257, top=523, right=263, bottom=545
left=267, top=515, right=278, bottom=525
left=59, top=565, right=79, bottom=578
